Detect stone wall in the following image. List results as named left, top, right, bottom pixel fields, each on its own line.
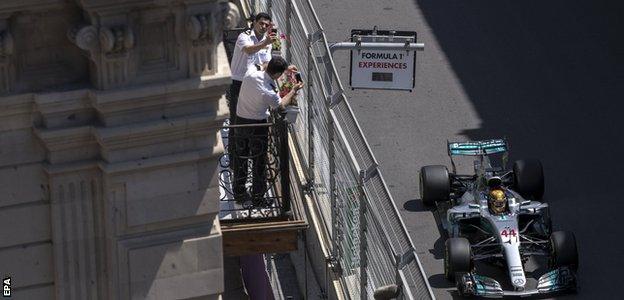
left=0, top=0, right=238, bottom=299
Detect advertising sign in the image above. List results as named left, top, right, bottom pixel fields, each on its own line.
left=350, top=29, right=417, bottom=91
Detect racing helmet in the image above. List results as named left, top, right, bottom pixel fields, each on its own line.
left=488, top=188, right=507, bottom=214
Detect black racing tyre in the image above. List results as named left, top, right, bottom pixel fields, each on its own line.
left=513, top=159, right=545, bottom=200
left=550, top=231, right=579, bottom=271
left=419, top=165, right=450, bottom=206
left=444, top=238, right=472, bottom=281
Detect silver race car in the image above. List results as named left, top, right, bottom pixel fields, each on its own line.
left=419, top=139, right=578, bottom=297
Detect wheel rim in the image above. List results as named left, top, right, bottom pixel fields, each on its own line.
left=444, top=244, right=450, bottom=278
left=550, top=236, right=557, bottom=267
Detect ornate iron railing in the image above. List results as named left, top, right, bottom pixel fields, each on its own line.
left=218, top=111, right=291, bottom=220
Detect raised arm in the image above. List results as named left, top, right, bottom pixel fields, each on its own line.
left=242, top=32, right=277, bottom=55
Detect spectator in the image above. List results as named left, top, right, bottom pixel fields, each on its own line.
left=229, top=12, right=277, bottom=124
left=232, top=57, right=302, bottom=204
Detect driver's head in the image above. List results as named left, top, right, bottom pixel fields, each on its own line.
left=489, top=188, right=507, bottom=214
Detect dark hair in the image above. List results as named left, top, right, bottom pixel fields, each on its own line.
left=266, top=57, right=288, bottom=76
left=254, top=12, right=271, bottom=22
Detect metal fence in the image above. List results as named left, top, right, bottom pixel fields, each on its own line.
left=244, top=0, right=434, bottom=299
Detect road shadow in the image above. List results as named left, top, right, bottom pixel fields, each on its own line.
left=427, top=274, right=469, bottom=299
left=403, top=198, right=431, bottom=212
left=415, top=0, right=624, bottom=297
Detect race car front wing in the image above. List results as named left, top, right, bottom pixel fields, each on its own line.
left=457, top=267, right=576, bottom=298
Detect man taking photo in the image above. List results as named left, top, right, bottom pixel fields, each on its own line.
left=232, top=57, right=303, bottom=205
left=229, top=12, right=277, bottom=124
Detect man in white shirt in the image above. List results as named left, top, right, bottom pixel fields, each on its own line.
left=228, top=12, right=277, bottom=124
left=232, top=57, right=303, bottom=204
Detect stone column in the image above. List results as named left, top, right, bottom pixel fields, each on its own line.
left=46, top=166, right=104, bottom=300
left=0, top=1, right=235, bottom=299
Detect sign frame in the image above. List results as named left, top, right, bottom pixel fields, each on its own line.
left=349, top=29, right=418, bottom=91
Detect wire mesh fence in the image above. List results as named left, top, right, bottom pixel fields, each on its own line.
left=244, top=1, right=434, bottom=299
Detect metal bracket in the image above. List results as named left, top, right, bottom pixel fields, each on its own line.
left=327, top=256, right=343, bottom=276
left=329, top=41, right=425, bottom=55
left=328, top=92, right=344, bottom=108
left=302, top=180, right=315, bottom=194
left=360, top=163, right=379, bottom=183
left=397, top=248, right=416, bottom=269
left=309, top=29, right=323, bottom=44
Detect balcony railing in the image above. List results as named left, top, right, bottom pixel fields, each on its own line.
left=218, top=111, right=291, bottom=220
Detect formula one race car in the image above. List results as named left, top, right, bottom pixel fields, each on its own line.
left=419, top=139, right=578, bottom=297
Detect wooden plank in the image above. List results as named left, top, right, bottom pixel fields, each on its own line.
left=222, top=229, right=298, bottom=257
left=221, top=220, right=307, bottom=232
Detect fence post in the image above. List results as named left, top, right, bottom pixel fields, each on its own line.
left=306, top=34, right=315, bottom=190
left=358, top=170, right=368, bottom=300
left=285, top=0, right=292, bottom=62
left=328, top=100, right=338, bottom=261
left=278, top=117, right=291, bottom=214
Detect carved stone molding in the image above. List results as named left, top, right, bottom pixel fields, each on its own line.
left=223, top=2, right=240, bottom=31
left=0, top=27, right=15, bottom=93
left=0, top=29, right=14, bottom=57
left=186, top=13, right=214, bottom=47
left=184, top=1, right=229, bottom=78
left=0, top=0, right=66, bottom=16
left=68, top=24, right=134, bottom=89
left=99, top=26, right=134, bottom=55
left=67, top=25, right=99, bottom=52
left=68, top=24, right=134, bottom=56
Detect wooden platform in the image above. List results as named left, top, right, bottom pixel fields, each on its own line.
left=221, top=218, right=308, bottom=257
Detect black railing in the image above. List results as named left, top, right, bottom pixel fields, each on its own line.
left=218, top=111, right=291, bottom=220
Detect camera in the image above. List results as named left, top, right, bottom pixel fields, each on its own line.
left=295, top=72, right=302, bottom=83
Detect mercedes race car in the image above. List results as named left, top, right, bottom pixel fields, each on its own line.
left=419, top=139, right=578, bottom=297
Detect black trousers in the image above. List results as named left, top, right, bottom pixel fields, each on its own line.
left=232, top=116, right=269, bottom=200
left=228, top=80, right=243, bottom=124
left=227, top=79, right=243, bottom=155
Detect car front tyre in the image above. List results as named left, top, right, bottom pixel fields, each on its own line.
left=419, top=165, right=450, bottom=206
left=550, top=231, right=579, bottom=271
left=445, top=237, right=472, bottom=281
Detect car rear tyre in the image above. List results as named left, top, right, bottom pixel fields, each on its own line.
left=513, top=159, right=545, bottom=200
left=445, top=238, right=472, bottom=281
left=550, top=231, right=579, bottom=271
left=419, top=165, right=450, bottom=206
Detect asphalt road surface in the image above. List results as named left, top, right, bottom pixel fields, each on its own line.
left=312, top=1, right=624, bottom=299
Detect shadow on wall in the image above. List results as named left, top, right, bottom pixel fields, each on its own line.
left=415, top=0, right=623, bottom=297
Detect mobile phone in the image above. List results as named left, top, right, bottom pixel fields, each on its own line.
left=271, top=28, right=278, bottom=34
left=295, top=72, right=302, bottom=82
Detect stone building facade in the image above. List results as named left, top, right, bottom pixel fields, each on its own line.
left=0, top=0, right=237, bottom=299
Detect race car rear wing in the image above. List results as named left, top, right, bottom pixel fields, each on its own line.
left=447, top=139, right=508, bottom=156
